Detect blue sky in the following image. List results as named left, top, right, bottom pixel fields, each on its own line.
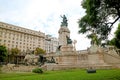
left=0, top=0, right=117, bottom=50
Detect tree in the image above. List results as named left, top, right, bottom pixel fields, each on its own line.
left=34, top=47, right=46, bottom=55
left=78, top=0, right=120, bottom=45
left=109, top=23, right=120, bottom=48
left=11, top=48, right=20, bottom=55
left=10, top=48, right=20, bottom=63
left=0, top=45, right=7, bottom=62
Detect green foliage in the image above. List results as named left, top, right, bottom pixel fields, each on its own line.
left=34, top=47, right=46, bottom=55
left=10, top=48, right=20, bottom=63
left=115, top=24, right=120, bottom=39
left=109, top=38, right=116, bottom=45
left=0, top=45, right=7, bottom=62
left=109, top=23, right=120, bottom=48
left=11, top=48, right=20, bottom=55
left=32, top=68, right=43, bottom=74
left=78, top=0, right=120, bottom=44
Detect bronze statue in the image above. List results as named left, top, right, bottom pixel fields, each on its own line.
left=66, top=36, right=72, bottom=44
left=60, top=15, right=68, bottom=27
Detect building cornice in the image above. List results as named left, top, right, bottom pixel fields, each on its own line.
left=0, top=22, right=45, bottom=38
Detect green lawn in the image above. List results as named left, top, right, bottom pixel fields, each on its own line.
left=0, top=69, right=120, bottom=80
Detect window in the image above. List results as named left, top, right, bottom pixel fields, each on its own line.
left=4, top=40, right=6, bottom=42
left=20, top=34, right=22, bottom=38
left=0, top=32, right=2, bottom=35
left=39, top=38, right=41, bottom=41
left=9, top=33, right=11, bottom=36
left=8, top=40, right=10, bottom=43
left=8, top=44, right=10, bottom=46
left=4, top=36, right=7, bottom=38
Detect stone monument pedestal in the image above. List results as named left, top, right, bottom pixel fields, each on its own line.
left=55, top=44, right=78, bottom=65
left=60, top=44, right=73, bottom=52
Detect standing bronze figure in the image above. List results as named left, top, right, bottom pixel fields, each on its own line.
left=60, top=15, right=68, bottom=27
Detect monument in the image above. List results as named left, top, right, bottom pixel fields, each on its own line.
left=54, top=15, right=77, bottom=65
left=42, top=15, right=120, bottom=71
left=58, top=15, right=74, bottom=52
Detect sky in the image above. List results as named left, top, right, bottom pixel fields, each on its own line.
left=0, top=0, right=117, bottom=50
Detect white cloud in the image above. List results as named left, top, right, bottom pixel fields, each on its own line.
left=0, top=0, right=91, bottom=50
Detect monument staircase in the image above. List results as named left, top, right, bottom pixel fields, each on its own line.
left=103, top=48, right=120, bottom=68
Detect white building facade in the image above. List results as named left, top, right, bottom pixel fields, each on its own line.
left=0, top=22, right=45, bottom=53
left=0, top=22, right=59, bottom=54
left=45, top=35, right=59, bottom=54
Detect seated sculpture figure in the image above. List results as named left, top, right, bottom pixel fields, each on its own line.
left=66, top=36, right=72, bottom=44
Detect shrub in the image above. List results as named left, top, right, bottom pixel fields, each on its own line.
left=32, top=68, right=43, bottom=74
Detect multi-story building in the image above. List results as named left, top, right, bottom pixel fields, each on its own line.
left=51, top=37, right=59, bottom=53
left=0, top=22, right=45, bottom=53
left=45, top=35, right=59, bottom=54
